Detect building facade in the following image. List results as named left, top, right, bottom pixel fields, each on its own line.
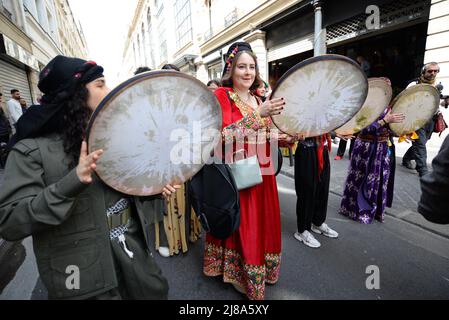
left=0, top=0, right=88, bottom=105
left=121, top=0, right=447, bottom=88
left=54, top=0, right=89, bottom=59
left=120, top=0, right=269, bottom=82
left=1, top=0, right=37, bottom=106
left=121, top=0, right=204, bottom=79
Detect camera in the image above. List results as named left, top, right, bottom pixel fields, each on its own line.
left=436, top=83, right=448, bottom=108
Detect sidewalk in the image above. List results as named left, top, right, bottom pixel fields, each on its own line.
left=280, top=141, right=449, bottom=239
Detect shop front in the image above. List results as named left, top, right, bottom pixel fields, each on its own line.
left=266, top=0, right=431, bottom=94
left=0, top=33, right=39, bottom=106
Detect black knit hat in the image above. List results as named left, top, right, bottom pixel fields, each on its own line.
left=38, top=55, right=104, bottom=103
left=13, top=56, right=104, bottom=144
left=222, top=42, right=254, bottom=77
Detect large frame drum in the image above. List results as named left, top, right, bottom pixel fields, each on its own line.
left=271, top=54, right=369, bottom=138
left=389, top=84, right=440, bottom=136
left=87, top=71, right=222, bottom=196
left=336, top=78, right=392, bottom=136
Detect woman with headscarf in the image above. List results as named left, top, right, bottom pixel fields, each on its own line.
left=339, top=79, right=405, bottom=224
left=203, top=42, right=286, bottom=300
left=0, top=56, right=178, bottom=300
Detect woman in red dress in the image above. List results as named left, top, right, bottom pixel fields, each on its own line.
left=203, top=42, right=286, bottom=300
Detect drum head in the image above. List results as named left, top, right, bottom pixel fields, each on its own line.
left=271, top=54, right=368, bottom=137
left=336, top=78, right=392, bottom=136
left=87, top=71, right=222, bottom=196
left=389, top=84, right=440, bottom=136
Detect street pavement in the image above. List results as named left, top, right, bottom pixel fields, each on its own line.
left=0, top=142, right=449, bottom=300
left=280, top=139, right=449, bottom=239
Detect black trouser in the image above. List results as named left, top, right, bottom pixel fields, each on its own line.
left=294, top=145, right=330, bottom=233
left=403, top=119, right=435, bottom=175
left=0, top=134, right=10, bottom=169
left=337, top=138, right=355, bottom=158
left=0, top=134, right=8, bottom=144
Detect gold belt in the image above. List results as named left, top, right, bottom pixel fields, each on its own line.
left=359, top=134, right=389, bottom=143
left=107, top=207, right=132, bottom=230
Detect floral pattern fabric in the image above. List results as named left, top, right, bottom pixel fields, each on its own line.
left=339, top=115, right=394, bottom=224
left=204, top=87, right=282, bottom=300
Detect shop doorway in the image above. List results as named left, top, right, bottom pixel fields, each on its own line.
left=328, top=22, right=429, bottom=96
left=268, top=22, right=428, bottom=97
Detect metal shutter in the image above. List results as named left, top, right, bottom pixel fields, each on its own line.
left=0, top=59, right=33, bottom=106
left=326, top=0, right=430, bottom=46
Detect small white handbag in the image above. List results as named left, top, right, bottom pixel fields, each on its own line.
left=228, top=151, right=263, bottom=191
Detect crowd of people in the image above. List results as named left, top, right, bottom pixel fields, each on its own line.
left=0, top=42, right=447, bottom=300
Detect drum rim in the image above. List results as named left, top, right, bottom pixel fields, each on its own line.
left=86, top=70, right=213, bottom=148
left=389, top=83, right=440, bottom=136
left=85, top=70, right=222, bottom=196
left=335, top=77, right=393, bottom=135
left=270, top=54, right=369, bottom=136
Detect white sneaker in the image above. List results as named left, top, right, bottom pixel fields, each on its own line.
left=294, top=231, right=321, bottom=249
left=311, top=223, right=339, bottom=239
left=232, top=283, right=246, bottom=295
left=158, top=246, right=170, bottom=258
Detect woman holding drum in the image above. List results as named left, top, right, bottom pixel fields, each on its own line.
left=270, top=54, right=371, bottom=249
left=339, top=78, right=405, bottom=224
left=203, top=42, right=286, bottom=300
left=0, top=56, right=178, bottom=300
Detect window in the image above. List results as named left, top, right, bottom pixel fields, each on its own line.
left=137, top=34, right=142, bottom=65
left=133, top=42, right=138, bottom=66
left=1, top=0, right=15, bottom=21
left=146, top=8, right=155, bottom=68
left=208, top=62, right=223, bottom=81
left=36, top=0, right=48, bottom=28
left=174, top=0, right=193, bottom=49
left=23, top=0, right=38, bottom=18
left=157, top=4, right=167, bottom=63
left=141, top=23, right=147, bottom=66
left=47, top=8, right=57, bottom=40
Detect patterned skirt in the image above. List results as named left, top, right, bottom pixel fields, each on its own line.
left=203, top=173, right=282, bottom=300
left=339, top=138, right=391, bottom=224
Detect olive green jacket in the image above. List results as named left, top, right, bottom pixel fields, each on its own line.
left=0, top=134, right=164, bottom=299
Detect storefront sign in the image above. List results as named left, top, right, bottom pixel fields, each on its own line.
left=1, top=34, right=39, bottom=71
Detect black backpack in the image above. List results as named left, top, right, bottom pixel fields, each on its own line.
left=188, top=162, right=240, bottom=240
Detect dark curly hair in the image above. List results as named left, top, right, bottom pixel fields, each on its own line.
left=60, top=84, right=92, bottom=169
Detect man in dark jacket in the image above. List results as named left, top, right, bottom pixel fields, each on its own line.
left=403, top=62, right=448, bottom=177
left=418, top=135, right=449, bottom=224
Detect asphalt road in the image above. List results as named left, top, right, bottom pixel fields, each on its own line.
left=1, top=174, right=448, bottom=300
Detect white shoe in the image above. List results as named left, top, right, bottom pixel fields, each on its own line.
left=232, top=283, right=246, bottom=295
left=294, top=231, right=321, bottom=249
left=311, top=223, right=339, bottom=239
left=158, top=246, right=170, bottom=258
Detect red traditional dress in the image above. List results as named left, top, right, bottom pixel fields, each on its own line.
left=203, top=87, right=282, bottom=300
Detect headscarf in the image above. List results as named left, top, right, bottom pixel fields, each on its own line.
left=13, top=56, right=104, bottom=144
left=222, top=42, right=254, bottom=78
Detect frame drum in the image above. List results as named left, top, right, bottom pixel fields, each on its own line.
left=271, top=54, right=368, bottom=137
left=87, top=71, right=222, bottom=196
left=389, top=84, right=440, bottom=136
left=336, top=78, right=392, bottom=136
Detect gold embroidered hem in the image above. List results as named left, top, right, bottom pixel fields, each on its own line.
left=203, top=242, right=281, bottom=300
